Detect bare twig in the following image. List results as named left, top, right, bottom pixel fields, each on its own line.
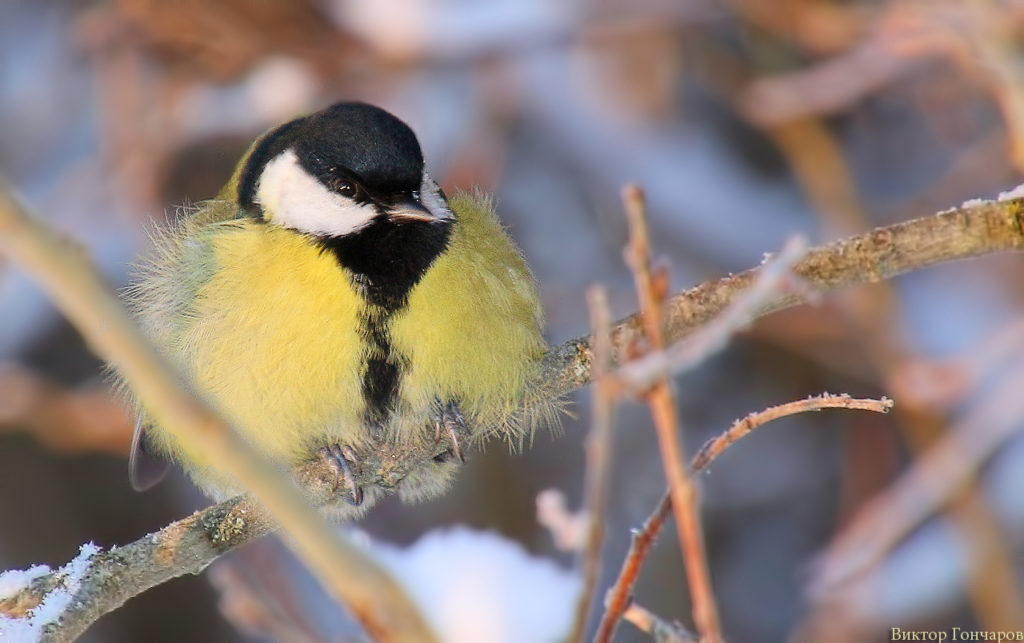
left=596, top=394, right=895, bottom=641
left=0, top=180, right=436, bottom=642
left=536, top=489, right=587, bottom=552
left=742, top=15, right=1024, bottom=624
left=595, top=491, right=672, bottom=643
left=614, top=235, right=810, bottom=392
left=4, top=191, right=1024, bottom=636
left=964, top=0, right=1024, bottom=172
left=568, top=286, right=618, bottom=642
left=957, top=491, right=1024, bottom=630
left=591, top=232, right=820, bottom=643
left=622, top=184, right=722, bottom=643
left=622, top=601, right=699, bottom=643
left=883, top=317, right=1024, bottom=628
left=739, top=3, right=978, bottom=127
left=691, top=394, right=894, bottom=471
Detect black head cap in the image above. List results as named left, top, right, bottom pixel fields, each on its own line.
left=237, top=102, right=425, bottom=214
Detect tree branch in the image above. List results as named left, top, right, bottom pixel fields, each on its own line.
left=540, top=196, right=1024, bottom=397
left=3, top=192, right=1024, bottom=638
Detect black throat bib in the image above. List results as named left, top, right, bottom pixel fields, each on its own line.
left=318, top=217, right=454, bottom=426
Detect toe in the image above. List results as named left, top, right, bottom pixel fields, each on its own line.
left=318, top=445, right=363, bottom=506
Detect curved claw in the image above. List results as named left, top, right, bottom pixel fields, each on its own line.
left=434, top=401, right=467, bottom=464
left=318, top=445, right=364, bottom=506
left=447, top=423, right=466, bottom=463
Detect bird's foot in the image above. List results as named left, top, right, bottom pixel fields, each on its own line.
left=434, top=401, right=468, bottom=463
left=317, top=444, right=364, bottom=505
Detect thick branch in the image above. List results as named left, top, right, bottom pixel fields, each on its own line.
left=540, top=197, right=1024, bottom=396
left=3, top=196, right=1024, bottom=637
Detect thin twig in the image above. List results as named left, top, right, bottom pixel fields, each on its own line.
left=0, top=180, right=436, bottom=643
left=691, top=394, right=894, bottom=471
left=622, top=601, right=699, bottom=643
left=593, top=234, right=824, bottom=643
left=595, top=491, right=672, bottom=643
left=567, top=286, right=618, bottom=642
left=965, top=0, right=1024, bottom=172
left=613, top=235, right=811, bottom=393
left=596, top=394, right=895, bottom=641
left=622, top=184, right=723, bottom=643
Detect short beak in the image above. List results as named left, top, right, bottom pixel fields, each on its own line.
left=388, top=199, right=437, bottom=223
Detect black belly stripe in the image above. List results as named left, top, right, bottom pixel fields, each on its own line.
left=317, top=215, right=453, bottom=426
left=359, top=306, right=404, bottom=425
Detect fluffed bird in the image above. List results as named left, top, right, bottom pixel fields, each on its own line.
left=119, top=102, right=551, bottom=511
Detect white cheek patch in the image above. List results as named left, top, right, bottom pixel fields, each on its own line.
left=420, top=173, right=454, bottom=221
left=256, top=149, right=377, bottom=237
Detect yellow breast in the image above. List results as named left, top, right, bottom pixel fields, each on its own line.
left=183, top=222, right=366, bottom=465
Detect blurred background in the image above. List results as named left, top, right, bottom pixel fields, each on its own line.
left=3, top=0, right=1024, bottom=641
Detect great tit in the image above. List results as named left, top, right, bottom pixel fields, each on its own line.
left=121, top=102, right=549, bottom=509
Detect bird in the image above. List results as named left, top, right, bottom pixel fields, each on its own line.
left=119, top=101, right=551, bottom=511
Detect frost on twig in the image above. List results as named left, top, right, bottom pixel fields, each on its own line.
left=691, top=394, right=894, bottom=472
left=810, top=363, right=1024, bottom=597
left=0, top=544, right=100, bottom=641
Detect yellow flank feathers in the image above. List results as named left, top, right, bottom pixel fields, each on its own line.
left=392, top=192, right=546, bottom=437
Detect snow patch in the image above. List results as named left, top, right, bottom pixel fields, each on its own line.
left=363, top=526, right=580, bottom=643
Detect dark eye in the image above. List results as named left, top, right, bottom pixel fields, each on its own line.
left=337, top=181, right=358, bottom=198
